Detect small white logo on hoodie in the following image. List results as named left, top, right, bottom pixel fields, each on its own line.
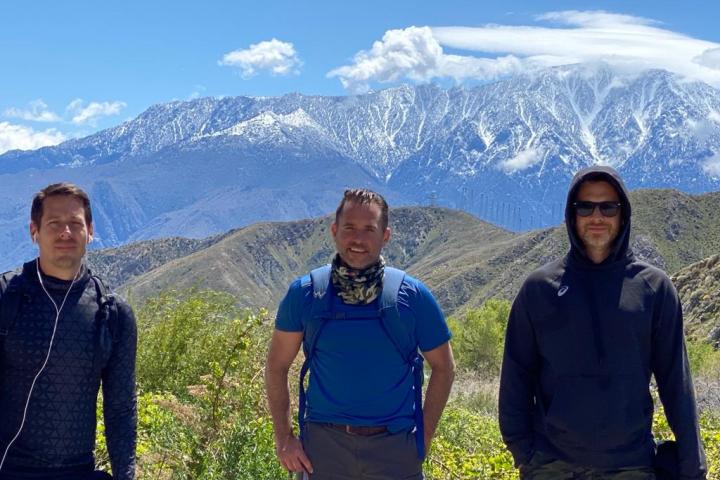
left=558, top=285, right=569, bottom=297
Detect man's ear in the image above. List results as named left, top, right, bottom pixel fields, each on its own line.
left=383, top=227, right=391, bottom=245
left=87, top=223, right=94, bottom=244
left=29, top=222, right=38, bottom=243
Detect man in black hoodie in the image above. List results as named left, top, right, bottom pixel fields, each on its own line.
left=499, top=166, right=706, bottom=479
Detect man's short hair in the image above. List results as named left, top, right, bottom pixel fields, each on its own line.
left=335, top=188, right=389, bottom=229
left=31, top=182, right=93, bottom=227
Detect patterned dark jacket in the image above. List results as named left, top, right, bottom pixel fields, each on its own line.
left=0, top=260, right=137, bottom=480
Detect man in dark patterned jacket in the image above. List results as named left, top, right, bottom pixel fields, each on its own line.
left=0, top=183, right=137, bottom=480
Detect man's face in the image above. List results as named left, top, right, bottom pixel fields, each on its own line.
left=574, top=180, right=621, bottom=260
left=30, top=195, right=93, bottom=279
left=331, top=201, right=390, bottom=269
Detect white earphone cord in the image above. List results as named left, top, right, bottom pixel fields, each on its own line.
left=0, top=260, right=81, bottom=472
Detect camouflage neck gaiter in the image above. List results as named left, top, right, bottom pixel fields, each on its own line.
left=331, top=254, right=385, bottom=305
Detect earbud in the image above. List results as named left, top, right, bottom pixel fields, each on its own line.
left=32, top=234, right=37, bottom=243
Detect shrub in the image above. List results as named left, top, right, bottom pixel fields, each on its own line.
left=132, top=289, right=285, bottom=479
left=687, top=341, right=720, bottom=379
left=92, top=292, right=720, bottom=479
left=427, top=405, right=515, bottom=479
left=448, top=299, right=510, bottom=375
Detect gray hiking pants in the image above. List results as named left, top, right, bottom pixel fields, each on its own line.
left=300, top=422, right=423, bottom=479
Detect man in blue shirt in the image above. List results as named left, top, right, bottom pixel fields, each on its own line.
left=266, top=188, right=455, bottom=479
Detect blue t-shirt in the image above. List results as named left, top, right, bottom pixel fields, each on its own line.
left=275, top=273, right=451, bottom=432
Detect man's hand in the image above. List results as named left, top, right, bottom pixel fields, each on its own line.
left=276, top=433, right=313, bottom=474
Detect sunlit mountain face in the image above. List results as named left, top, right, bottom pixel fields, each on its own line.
left=1, top=63, right=719, bottom=270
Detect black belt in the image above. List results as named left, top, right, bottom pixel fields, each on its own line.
left=325, top=423, right=388, bottom=436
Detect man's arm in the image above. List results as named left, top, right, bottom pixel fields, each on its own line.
left=422, top=341, right=455, bottom=451
left=265, top=329, right=313, bottom=475
left=498, top=288, right=538, bottom=467
left=102, top=301, right=137, bottom=480
left=651, top=279, right=707, bottom=479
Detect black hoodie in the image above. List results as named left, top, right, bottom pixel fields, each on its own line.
left=499, top=166, right=706, bottom=478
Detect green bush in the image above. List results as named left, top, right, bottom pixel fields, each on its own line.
left=136, top=289, right=263, bottom=397
left=687, top=341, right=720, bottom=378
left=96, top=392, right=198, bottom=479
left=448, top=299, right=510, bottom=375
left=92, top=292, right=720, bottom=479
left=427, top=405, right=515, bottom=479
left=132, top=289, right=285, bottom=479
left=428, top=405, right=720, bottom=480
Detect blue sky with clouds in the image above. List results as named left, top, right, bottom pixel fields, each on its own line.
left=1, top=0, right=719, bottom=154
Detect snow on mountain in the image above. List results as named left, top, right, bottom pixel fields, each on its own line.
left=208, top=108, right=330, bottom=147
left=1, top=63, right=719, bottom=270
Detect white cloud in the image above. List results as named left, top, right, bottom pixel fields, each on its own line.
left=328, top=26, right=525, bottom=93
left=328, top=27, right=443, bottom=91
left=67, top=99, right=126, bottom=125
left=702, top=152, right=720, bottom=178
left=536, top=10, right=658, bottom=27
left=498, top=148, right=543, bottom=173
left=329, top=11, right=720, bottom=91
left=432, top=10, right=720, bottom=85
left=4, top=99, right=61, bottom=122
left=694, top=47, right=720, bottom=70
left=0, top=122, right=66, bottom=154
left=219, top=39, right=302, bottom=78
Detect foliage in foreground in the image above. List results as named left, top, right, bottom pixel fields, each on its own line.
left=94, top=292, right=720, bottom=479
left=447, top=299, right=510, bottom=375
left=101, top=289, right=285, bottom=479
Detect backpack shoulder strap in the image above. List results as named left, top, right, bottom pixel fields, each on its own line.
left=379, top=267, right=427, bottom=460
left=90, top=275, right=118, bottom=328
left=0, top=271, right=25, bottom=342
left=89, top=275, right=119, bottom=374
left=298, top=264, right=334, bottom=441
left=304, top=265, right=332, bottom=353
left=309, top=265, right=331, bottom=302
left=378, top=267, right=415, bottom=360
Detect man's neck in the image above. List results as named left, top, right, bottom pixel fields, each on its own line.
left=37, top=258, right=81, bottom=281
left=585, top=247, right=610, bottom=264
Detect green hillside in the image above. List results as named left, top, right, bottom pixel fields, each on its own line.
left=87, top=236, right=220, bottom=289
left=88, top=188, right=720, bottom=318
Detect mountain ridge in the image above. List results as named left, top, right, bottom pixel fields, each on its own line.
left=3, top=64, right=720, bottom=270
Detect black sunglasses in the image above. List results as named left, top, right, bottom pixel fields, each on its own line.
left=573, top=201, right=622, bottom=217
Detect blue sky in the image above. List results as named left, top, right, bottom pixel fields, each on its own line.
left=1, top=0, right=720, bottom=153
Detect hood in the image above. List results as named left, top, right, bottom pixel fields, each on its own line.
left=565, top=166, right=633, bottom=267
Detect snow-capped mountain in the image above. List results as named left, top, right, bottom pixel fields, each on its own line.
left=1, top=63, right=719, bottom=270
